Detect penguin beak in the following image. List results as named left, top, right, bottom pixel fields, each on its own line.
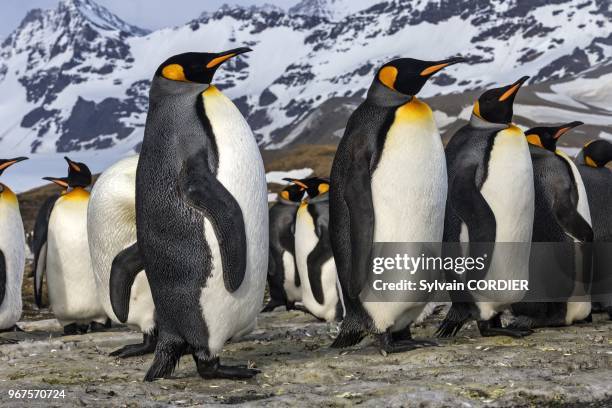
left=64, top=156, right=82, bottom=173
left=0, top=157, right=28, bottom=171
left=553, top=121, right=584, bottom=140
left=283, top=177, right=308, bottom=190
left=420, top=56, right=466, bottom=77
left=206, top=47, right=252, bottom=69
left=498, top=76, right=530, bottom=102
left=43, top=177, right=70, bottom=188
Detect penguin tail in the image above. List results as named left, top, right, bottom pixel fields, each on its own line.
left=435, top=303, right=472, bottom=338
left=330, top=313, right=367, bottom=348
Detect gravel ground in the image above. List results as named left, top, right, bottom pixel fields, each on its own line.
left=0, top=308, right=611, bottom=407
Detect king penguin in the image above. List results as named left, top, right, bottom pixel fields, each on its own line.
left=329, top=56, right=465, bottom=352
left=0, top=157, right=28, bottom=332
left=437, top=77, right=536, bottom=338
left=41, top=157, right=108, bottom=334
left=288, top=177, right=343, bottom=322
left=109, top=48, right=268, bottom=381
left=88, top=155, right=157, bottom=357
left=575, top=140, right=612, bottom=319
left=262, top=183, right=305, bottom=312
left=510, top=122, right=594, bottom=328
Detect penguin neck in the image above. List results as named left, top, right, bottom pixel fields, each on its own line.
left=308, top=193, right=329, bottom=204
left=150, top=76, right=209, bottom=98
left=0, top=183, right=18, bottom=206
left=574, top=149, right=586, bottom=165
left=469, top=113, right=510, bottom=131
left=366, top=80, right=413, bottom=107
left=277, top=197, right=301, bottom=206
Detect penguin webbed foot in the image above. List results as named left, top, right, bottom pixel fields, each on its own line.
left=0, top=324, right=23, bottom=333
left=435, top=303, right=471, bottom=338
left=195, top=356, right=260, bottom=380
left=377, top=329, right=438, bottom=354
left=89, top=320, right=112, bottom=332
left=293, top=304, right=325, bottom=322
left=261, top=299, right=284, bottom=313
left=143, top=338, right=186, bottom=382
left=63, top=323, right=89, bottom=335
left=110, top=332, right=158, bottom=358
left=477, top=319, right=532, bottom=338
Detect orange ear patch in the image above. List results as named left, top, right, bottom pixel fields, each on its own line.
left=526, top=134, right=543, bottom=148
left=318, top=183, right=329, bottom=194
left=585, top=155, right=598, bottom=168
left=378, top=66, right=398, bottom=90
left=472, top=101, right=483, bottom=119
left=280, top=190, right=289, bottom=200
left=162, top=64, right=188, bottom=81
left=206, top=53, right=237, bottom=69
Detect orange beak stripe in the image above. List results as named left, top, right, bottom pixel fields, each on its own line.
left=553, top=127, right=571, bottom=139
left=498, top=83, right=521, bottom=102
left=0, top=160, right=19, bottom=171
left=420, top=62, right=450, bottom=76
left=206, top=53, right=237, bottom=69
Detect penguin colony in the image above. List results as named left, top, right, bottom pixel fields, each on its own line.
left=1, top=46, right=610, bottom=382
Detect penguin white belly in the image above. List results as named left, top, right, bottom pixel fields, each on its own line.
left=0, top=193, right=25, bottom=330
left=366, top=100, right=446, bottom=331
left=87, top=155, right=156, bottom=333
left=199, top=86, right=268, bottom=355
left=476, top=126, right=534, bottom=316
left=281, top=251, right=301, bottom=303
left=294, top=204, right=339, bottom=322
left=47, top=190, right=106, bottom=325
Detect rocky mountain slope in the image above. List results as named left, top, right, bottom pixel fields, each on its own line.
left=0, top=0, right=610, bottom=190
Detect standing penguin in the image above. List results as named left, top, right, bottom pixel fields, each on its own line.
left=110, top=48, right=268, bottom=381
left=0, top=157, right=28, bottom=332
left=41, top=157, right=108, bottom=334
left=329, top=56, right=464, bottom=352
left=262, top=183, right=305, bottom=312
left=510, top=122, right=594, bottom=328
left=288, top=177, right=342, bottom=322
left=88, top=155, right=157, bottom=357
left=438, top=77, right=535, bottom=338
left=575, top=140, right=612, bottom=319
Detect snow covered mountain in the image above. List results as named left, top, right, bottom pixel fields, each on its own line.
left=0, top=0, right=611, bottom=190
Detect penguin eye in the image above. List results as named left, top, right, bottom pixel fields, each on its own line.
left=161, top=64, right=188, bottom=82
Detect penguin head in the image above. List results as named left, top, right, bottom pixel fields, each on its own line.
left=582, top=140, right=612, bottom=168
left=43, top=157, right=92, bottom=189
left=278, top=183, right=305, bottom=203
left=376, top=57, right=465, bottom=96
left=0, top=157, right=28, bottom=177
left=283, top=177, right=330, bottom=200
left=525, top=121, right=584, bottom=152
left=472, top=76, right=529, bottom=125
left=155, top=47, right=252, bottom=84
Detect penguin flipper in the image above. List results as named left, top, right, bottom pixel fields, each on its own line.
left=449, top=164, right=496, bottom=243
left=0, top=250, right=5, bottom=307
left=554, top=199, right=593, bottom=243
left=307, top=226, right=333, bottom=305
left=32, top=194, right=59, bottom=307
left=110, top=242, right=144, bottom=323
left=179, top=157, right=246, bottom=293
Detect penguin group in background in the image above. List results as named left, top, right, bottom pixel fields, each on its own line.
left=575, top=140, right=612, bottom=319
left=88, top=155, right=157, bottom=357
left=438, top=77, right=536, bottom=338
left=262, top=183, right=305, bottom=312
left=110, top=48, right=268, bottom=381
left=510, top=122, right=593, bottom=329
left=330, top=57, right=464, bottom=352
left=38, top=157, right=108, bottom=334
left=0, top=157, right=28, bottom=332
left=287, top=177, right=342, bottom=322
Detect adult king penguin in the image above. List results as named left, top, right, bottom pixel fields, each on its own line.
left=262, top=183, right=305, bottom=312
left=575, top=140, right=612, bottom=319
left=88, top=155, right=157, bottom=357
left=438, top=77, right=535, bottom=338
left=41, top=157, right=108, bottom=334
left=110, top=48, right=268, bottom=381
left=329, top=56, right=465, bottom=352
left=0, top=157, right=28, bottom=332
left=510, top=122, right=594, bottom=328
left=288, top=177, right=343, bottom=322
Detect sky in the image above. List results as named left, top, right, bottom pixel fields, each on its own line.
left=1, top=0, right=302, bottom=37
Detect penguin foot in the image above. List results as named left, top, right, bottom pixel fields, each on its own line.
left=261, top=300, right=284, bottom=313
left=110, top=333, right=157, bottom=358
left=477, top=320, right=532, bottom=338
left=89, top=321, right=110, bottom=332
left=195, top=357, right=260, bottom=380
left=63, top=323, right=90, bottom=335
left=391, top=327, right=412, bottom=342
left=377, top=330, right=438, bottom=354
left=0, top=324, right=23, bottom=333
left=294, top=305, right=325, bottom=322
